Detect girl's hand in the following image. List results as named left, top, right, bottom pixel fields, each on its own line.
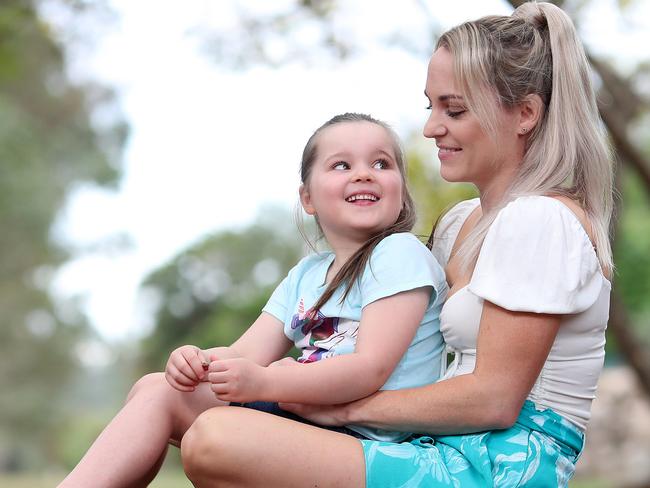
left=278, top=402, right=349, bottom=427
left=208, top=357, right=267, bottom=403
left=165, top=345, right=209, bottom=392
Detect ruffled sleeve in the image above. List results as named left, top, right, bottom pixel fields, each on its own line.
left=430, top=198, right=480, bottom=267
left=468, top=196, right=605, bottom=314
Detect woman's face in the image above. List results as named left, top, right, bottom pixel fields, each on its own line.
left=423, top=47, right=523, bottom=192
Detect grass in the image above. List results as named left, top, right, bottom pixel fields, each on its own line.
left=0, top=472, right=614, bottom=487
left=0, top=470, right=193, bottom=488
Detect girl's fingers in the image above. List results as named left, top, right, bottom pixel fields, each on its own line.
left=207, top=371, right=228, bottom=384
left=168, top=363, right=197, bottom=387
left=164, top=370, right=194, bottom=392
left=209, top=382, right=230, bottom=395
left=180, top=348, right=205, bottom=380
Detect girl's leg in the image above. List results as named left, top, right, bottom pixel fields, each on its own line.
left=58, top=372, right=226, bottom=488
left=182, top=406, right=366, bottom=488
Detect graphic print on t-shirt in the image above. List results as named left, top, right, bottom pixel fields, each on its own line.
left=291, top=298, right=359, bottom=363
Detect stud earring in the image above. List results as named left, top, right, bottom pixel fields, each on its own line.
left=520, top=127, right=529, bottom=134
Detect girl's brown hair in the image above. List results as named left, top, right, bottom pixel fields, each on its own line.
left=300, top=113, right=417, bottom=314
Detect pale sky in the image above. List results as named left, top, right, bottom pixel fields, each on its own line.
left=44, top=0, right=649, bottom=343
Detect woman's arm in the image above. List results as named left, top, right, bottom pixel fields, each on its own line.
left=283, top=300, right=561, bottom=433
left=208, top=287, right=431, bottom=404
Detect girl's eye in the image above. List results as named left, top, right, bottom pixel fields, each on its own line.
left=332, top=161, right=349, bottom=170
left=446, top=108, right=467, bottom=118
left=372, top=159, right=390, bottom=170
left=425, top=103, right=432, bottom=110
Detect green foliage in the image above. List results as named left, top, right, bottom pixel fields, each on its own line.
left=138, top=206, right=305, bottom=372
left=0, top=0, right=126, bottom=470
left=614, top=170, right=650, bottom=336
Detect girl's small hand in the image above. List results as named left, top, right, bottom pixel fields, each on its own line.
left=208, top=357, right=267, bottom=402
left=278, top=402, right=349, bottom=427
left=165, top=345, right=209, bottom=392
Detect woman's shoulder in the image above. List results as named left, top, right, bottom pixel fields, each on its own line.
left=469, top=195, right=608, bottom=314
left=496, top=195, right=596, bottom=247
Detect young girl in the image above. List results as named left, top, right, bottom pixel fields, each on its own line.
left=58, top=112, right=447, bottom=487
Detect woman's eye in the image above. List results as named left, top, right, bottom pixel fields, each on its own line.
left=332, top=161, right=349, bottom=170
left=373, top=159, right=389, bottom=169
left=446, top=108, right=466, bottom=118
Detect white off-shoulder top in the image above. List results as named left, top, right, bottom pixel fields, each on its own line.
left=431, top=196, right=611, bottom=430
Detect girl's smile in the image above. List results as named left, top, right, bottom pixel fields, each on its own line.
left=299, top=121, right=404, bottom=251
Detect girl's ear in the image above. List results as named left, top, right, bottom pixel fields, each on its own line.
left=299, top=184, right=316, bottom=215
left=518, top=93, right=544, bottom=134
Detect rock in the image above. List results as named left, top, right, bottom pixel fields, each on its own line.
left=575, top=366, right=650, bottom=486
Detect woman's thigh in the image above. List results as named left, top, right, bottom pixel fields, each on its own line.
left=182, top=406, right=366, bottom=488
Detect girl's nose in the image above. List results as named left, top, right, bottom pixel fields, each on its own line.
left=352, top=165, right=373, bottom=182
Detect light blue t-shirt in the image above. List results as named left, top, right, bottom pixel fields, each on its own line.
left=263, top=232, right=447, bottom=441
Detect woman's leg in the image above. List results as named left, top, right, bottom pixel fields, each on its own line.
left=58, top=372, right=227, bottom=488
left=182, top=406, right=366, bottom=488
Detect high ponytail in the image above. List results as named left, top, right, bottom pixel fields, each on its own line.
left=436, top=1, right=613, bottom=275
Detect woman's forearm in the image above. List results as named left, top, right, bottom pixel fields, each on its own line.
left=344, top=374, right=518, bottom=435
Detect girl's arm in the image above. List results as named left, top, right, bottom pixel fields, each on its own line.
left=228, top=312, right=294, bottom=365
left=281, top=300, right=561, bottom=433
left=166, top=312, right=292, bottom=391
left=208, top=287, right=431, bottom=404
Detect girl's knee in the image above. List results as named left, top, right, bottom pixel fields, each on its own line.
left=126, top=372, right=168, bottom=403
left=181, top=408, right=245, bottom=483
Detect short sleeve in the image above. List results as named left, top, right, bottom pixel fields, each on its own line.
left=468, top=196, right=605, bottom=314
left=360, top=233, right=447, bottom=309
left=262, top=254, right=321, bottom=322
left=430, top=198, right=480, bottom=267
left=262, top=272, right=292, bottom=323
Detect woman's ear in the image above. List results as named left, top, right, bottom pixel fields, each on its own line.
left=299, top=184, right=316, bottom=215
left=518, top=94, right=544, bottom=134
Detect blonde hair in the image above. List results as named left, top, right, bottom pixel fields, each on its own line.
left=436, top=1, right=613, bottom=275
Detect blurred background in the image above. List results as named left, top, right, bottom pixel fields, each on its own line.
left=1, top=0, right=649, bottom=486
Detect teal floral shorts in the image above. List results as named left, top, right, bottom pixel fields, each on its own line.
left=360, top=401, right=584, bottom=487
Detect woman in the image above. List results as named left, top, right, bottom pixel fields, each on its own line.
left=181, top=2, right=613, bottom=486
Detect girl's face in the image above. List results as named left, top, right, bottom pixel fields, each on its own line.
left=423, top=48, right=523, bottom=192
left=300, top=121, right=404, bottom=248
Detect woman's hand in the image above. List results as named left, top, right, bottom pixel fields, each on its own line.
left=278, top=402, right=350, bottom=427
left=165, top=345, right=209, bottom=392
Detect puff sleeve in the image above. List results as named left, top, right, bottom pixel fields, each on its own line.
left=468, top=196, right=605, bottom=314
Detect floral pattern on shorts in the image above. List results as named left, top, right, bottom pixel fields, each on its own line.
left=360, top=401, right=583, bottom=487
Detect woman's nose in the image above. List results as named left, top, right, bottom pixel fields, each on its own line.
left=423, top=113, right=446, bottom=139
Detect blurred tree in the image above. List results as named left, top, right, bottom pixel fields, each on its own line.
left=138, top=206, right=306, bottom=372
left=0, top=0, right=126, bottom=470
